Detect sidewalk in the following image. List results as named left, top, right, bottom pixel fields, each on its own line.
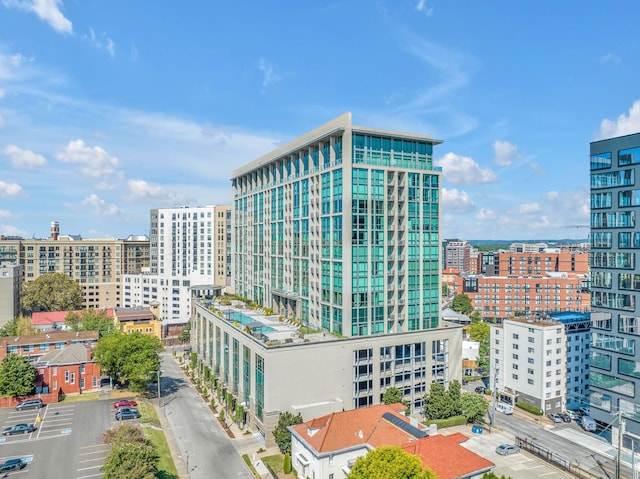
left=154, top=400, right=189, bottom=479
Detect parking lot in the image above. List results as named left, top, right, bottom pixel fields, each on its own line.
left=0, top=397, right=140, bottom=478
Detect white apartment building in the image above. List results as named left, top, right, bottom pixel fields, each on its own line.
left=147, top=205, right=231, bottom=323
left=122, top=270, right=161, bottom=310
left=0, top=262, right=22, bottom=326
left=491, top=317, right=566, bottom=413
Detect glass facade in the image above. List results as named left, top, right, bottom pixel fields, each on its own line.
left=231, top=114, right=442, bottom=338
left=590, top=133, right=640, bottom=439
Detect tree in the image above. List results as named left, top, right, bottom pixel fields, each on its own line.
left=447, top=380, right=462, bottom=416
left=423, top=383, right=454, bottom=420
left=347, top=446, right=437, bottom=479
left=451, top=294, right=473, bottom=315
left=21, top=273, right=83, bottom=313
left=459, top=392, right=488, bottom=423
left=273, top=411, right=303, bottom=454
left=468, top=322, right=490, bottom=372
left=0, top=315, right=34, bottom=337
left=93, top=332, right=163, bottom=392
left=178, top=322, right=191, bottom=343
left=101, top=441, right=158, bottom=479
left=382, top=387, right=403, bottom=405
left=0, top=354, right=37, bottom=397
left=66, top=309, right=115, bottom=338
left=103, top=424, right=146, bottom=447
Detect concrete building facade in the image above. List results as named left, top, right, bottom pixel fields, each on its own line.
left=589, top=133, right=640, bottom=446
left=491, top=317, right=566, bottom=413
left=0, top=262, right=22, bottom=326
left=0, top=223, right=150, bottom=310
left=149, top=205, right=230, bottom=324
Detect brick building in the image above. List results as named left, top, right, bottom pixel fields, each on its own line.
left=0, top=331, right=99, bottom=362
left=35, top=343, right=101, bottom=395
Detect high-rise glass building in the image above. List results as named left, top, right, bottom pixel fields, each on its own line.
left=590, top=132, right=640, bottom=446
left=232, top=112, right=443, bottom=337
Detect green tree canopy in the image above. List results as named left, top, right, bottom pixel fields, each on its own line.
left=347, top=446, right=437, bottom=479
left=101, top=441, right=158, bottom=479
left=459, top=392, right=489, bottom=423
left=423, top=382, right=455, bottom=420
left=273, top=411, right=303, bottom=454
left=21, top=273, right=83, bottom=313
left=382, top=387, right=403, bottom=405
left=0, top=354, right=37, bottom=397
left=447, top=380, right=462, bottom=416
left=468, top=321, right=491, bottom=372
left=93, top=332, right=163, bottom=392
left=0, top=315, right=35, bottom=337
left=66, top=309, right=115, bottom=338
left=178, top=322, right=191, bottom=343
left=451, top=294, right=473, bottom=315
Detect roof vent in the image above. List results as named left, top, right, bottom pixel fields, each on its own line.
left=76, top=332, right=80, bottom=337
left=358, top=430, right=363, bottom=439
left=15, top=337, right=19, bottom=342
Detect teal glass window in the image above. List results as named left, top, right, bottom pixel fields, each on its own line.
left=590, top=371, right=634, bottom=397
left=619, top=147, right=640, bottom=166
left=590, top=152, right=612, bottom=170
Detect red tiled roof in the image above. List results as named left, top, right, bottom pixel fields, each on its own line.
left=0, top=330, right=99, bottom=347
left=31, top=308, right=114, bottom=326
left=403, top=433, right=494, bottom=479
left=291, top=404, right=421, bottom=453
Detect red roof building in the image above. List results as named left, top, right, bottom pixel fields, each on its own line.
left=35, top=343, right=101, bottom=396
left=0, top=331, right=99, bottom=363
left=290, top=404, right=494, bottom=479
left=31, top=308, right=114, bottom=331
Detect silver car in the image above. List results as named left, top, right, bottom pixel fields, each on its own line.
left=496, top=444, right=520, bottom=456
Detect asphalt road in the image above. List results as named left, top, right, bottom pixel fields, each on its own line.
left=160, top=352, right=252, bottom=479
left=0, top=398, right=123, bottom=479
left=493, top=406, right=633, bottom=479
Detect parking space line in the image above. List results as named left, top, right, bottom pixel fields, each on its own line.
left=77, top=473, right=103, bottom=479
left=78, top=464, right=103, bottom=471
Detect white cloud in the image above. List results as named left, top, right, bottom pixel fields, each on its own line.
left=2, top=0, right=72, bottom=34
left=415, top=0, right=433, bottom=16
left=257, top=58, right=280, bottom=91
left=493, top=140, right=518, bottom=166
left=601, top=53, right=622, bottom=64
left=597, top=100, right=640, bottom=140
left=0, top=181, right=23, bottom=197
left=4, top=144, right=47, bottom=168
left=83, top=28, right=116, bottom=57
left=0, top=209, right=11, bottom=219
left=476, top=208, right=496, bottom=221
left=517, top=202, right=541, bottom=215
left=529, top=162, right=545, bottom=175
left=81, top=194, right=122, bottom=216
left=435, top=152, right=497, bottom=185
left=0, top=224, right=26, bottom=236
left=441, top=188, right=474, bottom=212
left=127, top=179, right=184, bottom=204
left=56, top=139, right=120, bottom=178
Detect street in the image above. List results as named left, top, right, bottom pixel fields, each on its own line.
left=160, top=352, right=253, bottom=479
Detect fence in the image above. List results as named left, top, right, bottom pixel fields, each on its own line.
left=516, top=436, right=603, bottom=479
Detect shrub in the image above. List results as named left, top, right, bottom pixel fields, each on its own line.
left=283, top=453, right=291, bottom=474
left=516, top=401, right=543, bottom=415
left=422, top=415, right=468, bottom=429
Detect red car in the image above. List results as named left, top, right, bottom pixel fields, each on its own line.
left=113, top=399, right=137, bottom=409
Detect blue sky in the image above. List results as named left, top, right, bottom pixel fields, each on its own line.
left=1, top=1, right=639, bottom=241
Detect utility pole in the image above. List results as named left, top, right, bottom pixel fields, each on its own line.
left=617, top=410, right=624, bottom=479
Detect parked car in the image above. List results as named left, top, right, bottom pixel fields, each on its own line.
left=0, top=458, right=26, bottom=472
left=578, top=406, right=591, bottom=417
left=496, top=402, right=514, bottom=415
left=581, top=415, right=597, bottom=432
left=2, top=424, right=37, bottom=436
left=548, top=413, right=562, bottom=423
left=116, top=406, right=139, bottom=414
left=113, top=399, right=137, bottom=409
left=15, top=399, right=44, bottom=411
left=115, top=409, right=141, bottom=420
left=496, top=444, right=520, bottom=456
left=474, top=386, right=485, bottom=394
left=559, top=412, right=572, bottom=423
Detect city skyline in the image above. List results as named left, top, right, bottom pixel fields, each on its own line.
left=1, top=1, right=640, bottom=240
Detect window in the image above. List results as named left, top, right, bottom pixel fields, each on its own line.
left=528, top=379, right=534, bottom=385
left=64, top=370, right=69, bottom=382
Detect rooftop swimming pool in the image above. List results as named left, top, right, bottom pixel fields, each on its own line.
left=227, top=311, right=276, bottom=333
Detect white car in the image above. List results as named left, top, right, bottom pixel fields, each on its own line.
left=496, top=402, right=514, bottom=415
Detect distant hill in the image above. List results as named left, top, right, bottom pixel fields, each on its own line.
left=468, top=239, right=587, bottom=250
